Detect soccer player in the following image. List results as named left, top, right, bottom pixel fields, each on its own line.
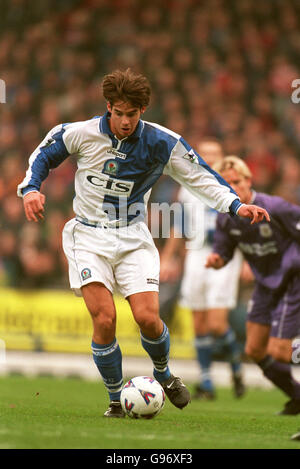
left=17, top=69, right=269, bottom=418
left=160, top=139, right=246, bottom=400
left=206, top=156, right=300, bottom=415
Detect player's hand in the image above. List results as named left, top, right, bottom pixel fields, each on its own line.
left=23, top=191, right=46, bottom=222
left=237, top=204, right=270, bottom=224
left=205, top=253, right=225, bottom=269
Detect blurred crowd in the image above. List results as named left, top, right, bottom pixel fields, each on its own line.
left=0, top=0, right=300, bottom=289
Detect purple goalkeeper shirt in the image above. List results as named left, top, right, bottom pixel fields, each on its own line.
left=213, top=191, right=300, bottom=290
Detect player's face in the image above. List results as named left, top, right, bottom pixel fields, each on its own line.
left=221, top=168, right=252, bottom=203
left=107, top=101, right=146, bottom=140
left=197, top=142, right=223, bottom=167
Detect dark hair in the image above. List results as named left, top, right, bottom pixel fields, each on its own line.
left=102, top=68, right=151, bottom=108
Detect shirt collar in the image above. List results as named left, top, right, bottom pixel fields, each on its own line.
left=99, top=111, right=144, bottom=141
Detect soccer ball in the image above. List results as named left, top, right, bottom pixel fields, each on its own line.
left=120, top=376, right=165, bottom=419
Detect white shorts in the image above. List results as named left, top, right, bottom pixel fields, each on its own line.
left=62, top=218, right=160, bottom=298
left=180, top=245, right=243, bottom=310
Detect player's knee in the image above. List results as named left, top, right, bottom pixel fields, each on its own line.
left=137, top=312, right=159, bottom=332
left=90, top=308, right=116, bottom=333
left=209, top=323, right=228, bottom=336
left=195, top=323, right=209, bottom=335
left=133, top=302, right=158, bottom=323
left=193, top=311, right=208, bottom=335
left=245, top=343, right=265, bottom=362
left=207, top=311, right=228, bottom=336
left=268, top=342, right=291, bottom=363
left=134, top=306, right=161, bottom=337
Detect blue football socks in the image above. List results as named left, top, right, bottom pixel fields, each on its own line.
left=195, top=334, right=214, bottom=391
left=91, top=338, right=123, bottom=401
left=140, top=322, right=171, bottom=383
left=216, top=328, right=242, bottom=375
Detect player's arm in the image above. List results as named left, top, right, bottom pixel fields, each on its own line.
left=271, top=197, right=300, bottom=242
left=17, top=124, right=72, bottom=222
left=205, top=214, right=237, bottom=269
left=163, top=138, right=270, bottom=223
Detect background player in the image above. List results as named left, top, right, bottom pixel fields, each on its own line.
left=18, top=69, right=269, bottom=418
left=206, top=156, right=300, bottom=415
left=160, top=139, right=247, bottom=400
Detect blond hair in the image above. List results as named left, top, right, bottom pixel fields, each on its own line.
left=213, top=155, right=252, bottom=179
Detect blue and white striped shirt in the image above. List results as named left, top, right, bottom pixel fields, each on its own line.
left=18, top=112, right=241, bottom=226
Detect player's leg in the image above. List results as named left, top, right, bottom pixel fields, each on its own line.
left=82, top=282, right=124, bottom=418
left=245, top=321, right=270, bottom=362
left=62, top=220, right=124, bottom=417
left=264, top=278, right=300, bottom=415
left=115, top=231, right=169, bottom=382
left=206, top=250, right=245, bottom=398
left=115, top=223, right=190, bottom=409
left=246, top=320, right=295, bottom=397
left=128, top=291, right=167, bottom=380
left=246, top=321, right=300, bottom=415
left=245, top=282, right=272, bottom=362
left=179, top=248, right=213, bottom=399
left=267, top=337, right=300, bottom=414
left=245, top=321, right=284, bottom=400
left=193, top=309, right=216, bottom=399
left=267, top=337, right=293, bottom=363
left=267, top=271, right=300, bottom=365
left=128, top=290, right=191, bottom=409
left=208, top=308, right=245, bottom=398
left=245, top=283, right=298, bottom=410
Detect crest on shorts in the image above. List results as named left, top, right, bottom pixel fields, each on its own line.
left=103, top=159, right=119, bottom=176
left=259, top=223, right=273, bottom=238
left=81, top=268, right=91, bottom=280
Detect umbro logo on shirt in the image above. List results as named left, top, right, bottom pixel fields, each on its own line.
left=107, top=148, right=127, bottom=160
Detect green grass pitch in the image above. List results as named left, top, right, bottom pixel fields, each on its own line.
left=0, top=375, right=299, bottom=449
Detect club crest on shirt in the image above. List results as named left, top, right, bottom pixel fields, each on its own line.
left=81, top=268, right=91, bottom=280
left=259, top=223, right=273, bottom=238
left=183, top=149, right=199, bottom=165
left=103, top=159, right=119, bottom=176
